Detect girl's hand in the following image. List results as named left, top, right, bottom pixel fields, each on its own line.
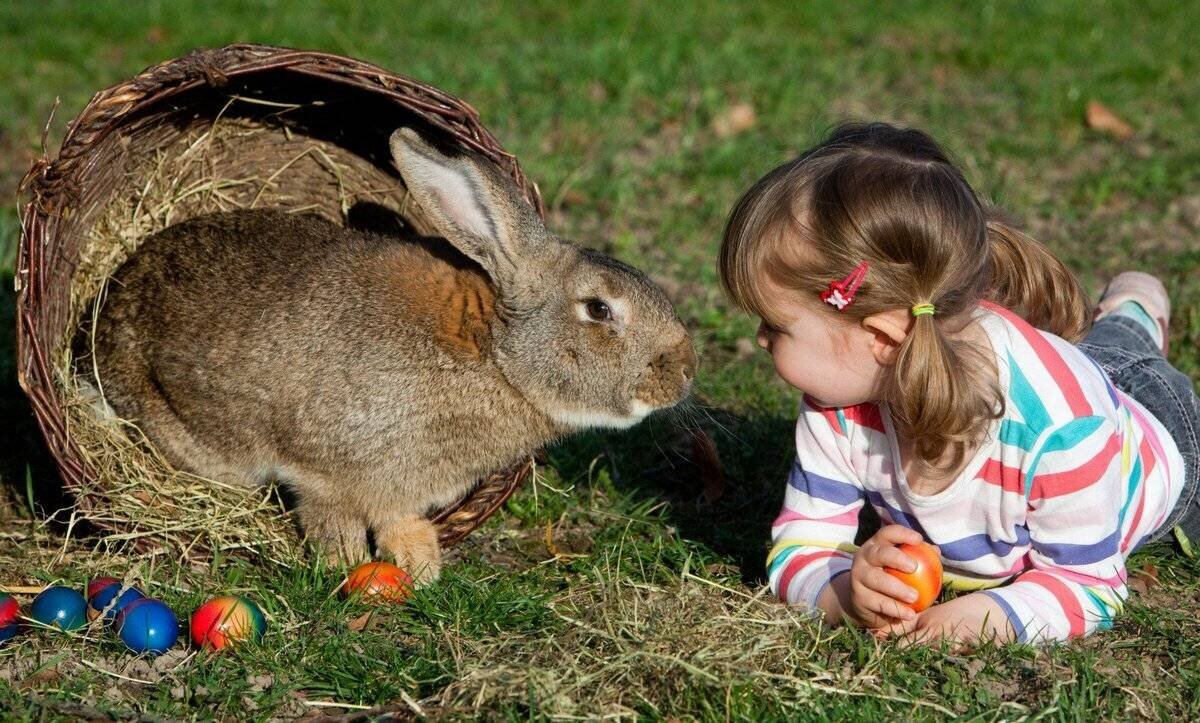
left=847, top=524, right=925, bottom=630
left=893, top=594, right=1014, bottom=648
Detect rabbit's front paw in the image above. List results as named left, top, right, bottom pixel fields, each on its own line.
left=377, top=516, right=442, bottom=583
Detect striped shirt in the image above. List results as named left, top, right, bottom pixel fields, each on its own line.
left=768, top=303, right=1185, bottom=642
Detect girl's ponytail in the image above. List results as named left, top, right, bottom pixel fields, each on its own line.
left=986, top=214, right=1091, bottom=342
left=888, top=307, right=1001, bottom=476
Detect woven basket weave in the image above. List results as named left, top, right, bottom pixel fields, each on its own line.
left=17, top=44, right=543, bottom=556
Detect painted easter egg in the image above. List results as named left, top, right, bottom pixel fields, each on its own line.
left=0, top=593, right=20, bottom=643
left=342, top=562, right=413, bottom=604
left=884, top=541, right=944, bottom=612
left=190, top=595, right=266, bottom=650
left=30, top=586, right=88, bottom=631
left=87, top=579, right=145, bottom=622
left=87, top=577, right=120, bottom=600
left=115, top=598, right=179, bottom=654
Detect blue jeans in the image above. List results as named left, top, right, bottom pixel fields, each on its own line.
left=1078, top=315, right=1200, bottom=546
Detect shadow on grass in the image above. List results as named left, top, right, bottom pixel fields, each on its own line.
left=544, top=402, right=798, bottom=586
left=0, top=271, right=69, bottom=522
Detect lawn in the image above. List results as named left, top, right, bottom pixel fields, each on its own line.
left=2, top=1, right=1199, bottom=719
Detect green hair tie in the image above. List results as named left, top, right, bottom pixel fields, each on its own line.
left=911, top=303, right=936, bottom=317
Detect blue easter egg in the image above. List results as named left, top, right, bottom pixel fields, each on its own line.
left=30, top=586, right=88, bottom=631
left=89, top=583, right=145, bottom=622
left=116, top=598, right=178, bottom=654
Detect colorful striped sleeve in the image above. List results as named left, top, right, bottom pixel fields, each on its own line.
left=768, top=397, right=865, bottom=610
left=982, top=416, right=1129, bottom=642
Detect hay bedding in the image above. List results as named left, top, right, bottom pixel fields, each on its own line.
left=69, top=108, right=400, bottom=561
left=19, top=46, right=542, bottom=562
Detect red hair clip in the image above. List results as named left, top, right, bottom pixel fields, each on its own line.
left=820, top=261, right=869, bottom=311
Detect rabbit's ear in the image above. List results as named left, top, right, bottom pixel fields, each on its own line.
left=389, top=128, right=547, bottom=290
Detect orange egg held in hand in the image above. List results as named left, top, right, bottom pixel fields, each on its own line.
left=884, top=541, right=943, bottom=612
left=342, top=562, right=414, bottom=604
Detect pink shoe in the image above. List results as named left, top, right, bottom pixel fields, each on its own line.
left=1093, top=271, right=1171, bottom=355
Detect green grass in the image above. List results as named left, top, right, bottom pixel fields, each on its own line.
left=2, top=0, right=1199, bottom=719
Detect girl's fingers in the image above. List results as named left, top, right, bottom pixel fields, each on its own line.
left=876, top=546, right=917, bottom=573
left=877, top=614, right=920, bottom=638
left=856, top=586, right=917, bottom=622
left=876, top=524, right=923, bottom=545
left=862, top=567, right=919, bottom=605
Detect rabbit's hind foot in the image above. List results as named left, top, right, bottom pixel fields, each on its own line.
left=298, top=497, right=371, bottom=567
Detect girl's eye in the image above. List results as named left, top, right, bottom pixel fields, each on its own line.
left=585, top=300, right=612, bottom=321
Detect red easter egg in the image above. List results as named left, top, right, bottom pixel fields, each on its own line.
left=0, top=594, right=20, bottom=644
left=885, top=541, right=943, bottom=612
left=87, top=577, right=120, bottom=601
left=190, top=595, right=266, bottom=650
left=342, top=562, right=413, bottom=604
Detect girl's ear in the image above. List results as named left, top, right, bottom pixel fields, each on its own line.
left=862, top=309, right=911, bottom=365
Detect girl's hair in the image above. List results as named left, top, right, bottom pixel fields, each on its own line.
left=719, top=122, right=1089, bottom=475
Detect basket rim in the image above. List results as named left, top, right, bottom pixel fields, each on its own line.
left=16, top=43, right=544, bottom=554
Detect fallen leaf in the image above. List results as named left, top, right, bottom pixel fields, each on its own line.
left=711, top=102, right=757, bottom=138
left=1085, top=101, right=1134, bottom=141
left=587, top=81, right=608, bottom=103
left=347, top=611, right=373, bottom=632
left=1131, top=562, right=1159, bottom=590
left=690, top=428, right=726, bottom=503
left=22, top=668, right=61, bottom=688
left=560, top=188, right=589, bottom=207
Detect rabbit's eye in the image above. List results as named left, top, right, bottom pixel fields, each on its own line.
left=585, top=300, right=613, bottom=321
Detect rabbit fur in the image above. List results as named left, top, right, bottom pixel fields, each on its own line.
left=91, top=128, right=696, bottom=580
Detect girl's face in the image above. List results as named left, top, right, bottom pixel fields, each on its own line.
left=755, top=281, right=884, bottom=407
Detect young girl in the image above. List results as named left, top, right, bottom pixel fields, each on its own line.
left=718, top=122, right=1200, bottom=644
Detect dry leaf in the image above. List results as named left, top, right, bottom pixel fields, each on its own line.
left=21, top=668, right=61, bottom=689
left=1085, top=101, right=1134, bottom=141
left=690, top=427, right=726, bottom=503
left=347, top=611, right=373, bottom=631
left=711, top=102, right=757, bottom=138
left=587, top=81, right=608, bottom=103
left=543, top=522, right=561, bottom=559
left=1131, top=562, right=1159, bottom=590
left=560, top=188, right=589, bottom=207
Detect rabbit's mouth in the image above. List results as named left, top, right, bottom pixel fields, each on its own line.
left=547, top=400, right=656, bottom=431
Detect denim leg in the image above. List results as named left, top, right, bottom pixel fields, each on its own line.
left=1077, top=318, right=1200, bottom=545
left=1081, top=314, right=1162, bottom=357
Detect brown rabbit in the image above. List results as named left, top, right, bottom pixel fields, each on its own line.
left=91, top=128, right=696, bottom=580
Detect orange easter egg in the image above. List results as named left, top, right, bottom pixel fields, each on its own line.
left=342, top=562, right=413, bottom=604
left=885, top=541, right=943, bottom=612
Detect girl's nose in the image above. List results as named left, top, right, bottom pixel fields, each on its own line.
left=756, top=321, right=771, bottom=349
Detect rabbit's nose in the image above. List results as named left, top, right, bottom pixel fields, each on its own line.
left=637, top=336, right=697, bottom=407
left=650, top=337, right=696, bottom=384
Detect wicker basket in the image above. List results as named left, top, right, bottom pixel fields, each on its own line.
left=17, top=44, right=543, bottom=558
